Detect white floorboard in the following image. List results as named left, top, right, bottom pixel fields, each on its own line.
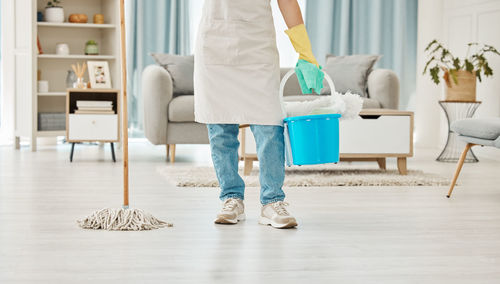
left=1, top=142, right=500, bottom=283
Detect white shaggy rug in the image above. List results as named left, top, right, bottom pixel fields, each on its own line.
left=158, top=164, right=450, bottom=187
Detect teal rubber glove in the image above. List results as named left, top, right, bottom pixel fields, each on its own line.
left=295, top=59, right=324, bottom=94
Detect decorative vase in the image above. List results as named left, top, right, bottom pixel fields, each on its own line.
left=444, top=69, right=477, bottom=102
left=66, top=70, right=77, bottom=88
left=85, top=41, right=99, bottom=55
left=56, top=43, right=70, bottom=55
left=73, top=77, right=87, bottom=89
left=45, top=7, right=65, bottom=23
left=38, top=80, right=49, bottom=93
left=37, top=11, right=44, bottom=22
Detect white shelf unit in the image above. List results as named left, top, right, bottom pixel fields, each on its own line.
left=37, top=54, right=116, bottom=60
left=37, top=92, right=67, bottom=97
left=12, top=0, right=122, bottom=151
left=37, top=22, right=116, bottom=29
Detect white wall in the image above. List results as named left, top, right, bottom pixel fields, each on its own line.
left=415, top=0, right=444, bottom=149
left=0, top=0, right=15, bottom=145
left=415, top=0, right=500, bottom=160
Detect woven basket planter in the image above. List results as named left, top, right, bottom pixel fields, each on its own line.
left=444, top=69, right=477, bottom=101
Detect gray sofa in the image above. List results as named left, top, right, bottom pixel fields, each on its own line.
left=143, top=65, right=399, bottom=162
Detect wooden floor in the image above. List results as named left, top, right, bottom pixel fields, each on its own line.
left=1, top=142, right=500, bottom=283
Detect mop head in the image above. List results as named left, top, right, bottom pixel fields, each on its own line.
left=77, top=208, right=173, bottom=231
left=284, top=91, right=363, bottom=120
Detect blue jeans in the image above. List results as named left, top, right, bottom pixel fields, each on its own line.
left=207, top=124, right=286, bottom=205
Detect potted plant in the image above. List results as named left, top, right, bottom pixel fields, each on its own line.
left=423, top=40, right=500, bottom=101
left=45, top=0, right=64, bottom=23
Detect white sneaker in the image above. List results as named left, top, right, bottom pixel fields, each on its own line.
left=259, top=201, right=298, bottom=229
left=214, top=198, right=245, bottom=224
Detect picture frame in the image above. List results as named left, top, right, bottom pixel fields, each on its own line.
left=87, top=61, right=112, bottom=89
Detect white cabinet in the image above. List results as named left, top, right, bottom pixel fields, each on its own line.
left=68, top=114, right=118, bottom=141
left=340, top=115, right=411, bottom=154
left=66, top=89, right=120, bottom=143
left=9, top=0, right=122, bottom=151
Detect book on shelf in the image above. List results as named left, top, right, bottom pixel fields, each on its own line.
left=77, top=107, right=113, bottom=111
left=75, top=100, right=114, bottom=114
left=76, top=100, right=113, bottom=108
left=37, top=36, right=43, bottom=55
left=75, top=110, right=115, bottom=114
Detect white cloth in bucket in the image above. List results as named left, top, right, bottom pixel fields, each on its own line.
left=284, top=91, right=363, bottom=121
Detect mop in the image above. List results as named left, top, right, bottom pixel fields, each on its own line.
left=77, top=0, right=172, bottom=230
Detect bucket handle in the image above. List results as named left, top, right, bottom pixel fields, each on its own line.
left=279, top=68, right=336, bottom=117
left=280, top=68, right=336, bottom=166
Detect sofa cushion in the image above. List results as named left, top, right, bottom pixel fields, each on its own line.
left=451, top=118, right=500, bottom=141
left=151, top=53, right=194, bottom=96
left=168, top=95, right=195, bottom=122
left=362, top=98, right=381, bottom=108
left=321, top=54, right=381, bottom=97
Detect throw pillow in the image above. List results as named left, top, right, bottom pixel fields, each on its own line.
left=150, top=53, right=194, bottom=95
left=321, top=54, right=381, bottom=97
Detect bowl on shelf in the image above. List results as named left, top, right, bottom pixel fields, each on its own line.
left=55, top=43, right=70, bottom=55
left=68, top=14, right=88, bottom=23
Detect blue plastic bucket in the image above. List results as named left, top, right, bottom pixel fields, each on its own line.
left=284, top=113, right=341, bottom=165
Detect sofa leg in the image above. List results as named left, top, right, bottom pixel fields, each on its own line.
left=447, top=143, right=475, bottom=198
left=166, top=144, right=170, bottom=161
left=170, top=144, right=176, bottom=163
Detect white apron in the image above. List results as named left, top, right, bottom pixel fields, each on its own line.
left=193, top=0, right=284, bottom=126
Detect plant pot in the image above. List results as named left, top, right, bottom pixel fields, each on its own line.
left=444, top=70, right=477, bottom=101
left=85, top=41, right=99, bottom=55
left=45, top=7, right=65, bottom=23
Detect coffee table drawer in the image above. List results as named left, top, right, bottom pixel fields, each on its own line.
left=340, top=115, right=411, bottom=154
left=68, top=114, right=118, bottom=141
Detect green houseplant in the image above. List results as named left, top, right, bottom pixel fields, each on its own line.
left=45, top=0, right=64, bottom=23
left=423, top=40, right=500, bottom=101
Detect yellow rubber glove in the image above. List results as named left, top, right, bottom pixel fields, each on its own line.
left=285, top=24, right=319, bottom=67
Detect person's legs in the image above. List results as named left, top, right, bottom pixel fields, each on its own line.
left=207, top=124, right=245, bottom=201
left=250, top=125, right=286, bottom=205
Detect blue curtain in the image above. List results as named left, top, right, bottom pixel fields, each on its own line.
left=305, top=0, right=418, bottom=110
left=126, top=0, right=190, bottom=136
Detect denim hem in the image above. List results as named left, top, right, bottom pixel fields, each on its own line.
left=221, top=195, right=244, bottom=201
left=261, top=198, right=285, bottom=206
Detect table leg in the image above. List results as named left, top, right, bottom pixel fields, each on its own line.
left=110, top=143, right=116, bottom=163
left=244, top=158, right=253, bottom=176
left=166, top=144, right=170, bottom=161
left=436, top=101, right=481, bottom=163
left=15, top=136, right=21, bottom=150
left=397, top=157, right=407, bottom=175
left=70, top=143, right=75, bottom=162
left=376, top=158, right=386, bottom=170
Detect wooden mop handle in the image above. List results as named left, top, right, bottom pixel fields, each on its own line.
left=119, top=0, right=129, bottom=208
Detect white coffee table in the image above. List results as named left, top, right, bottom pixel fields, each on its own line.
left=239, top=109, right=414, bottom=175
